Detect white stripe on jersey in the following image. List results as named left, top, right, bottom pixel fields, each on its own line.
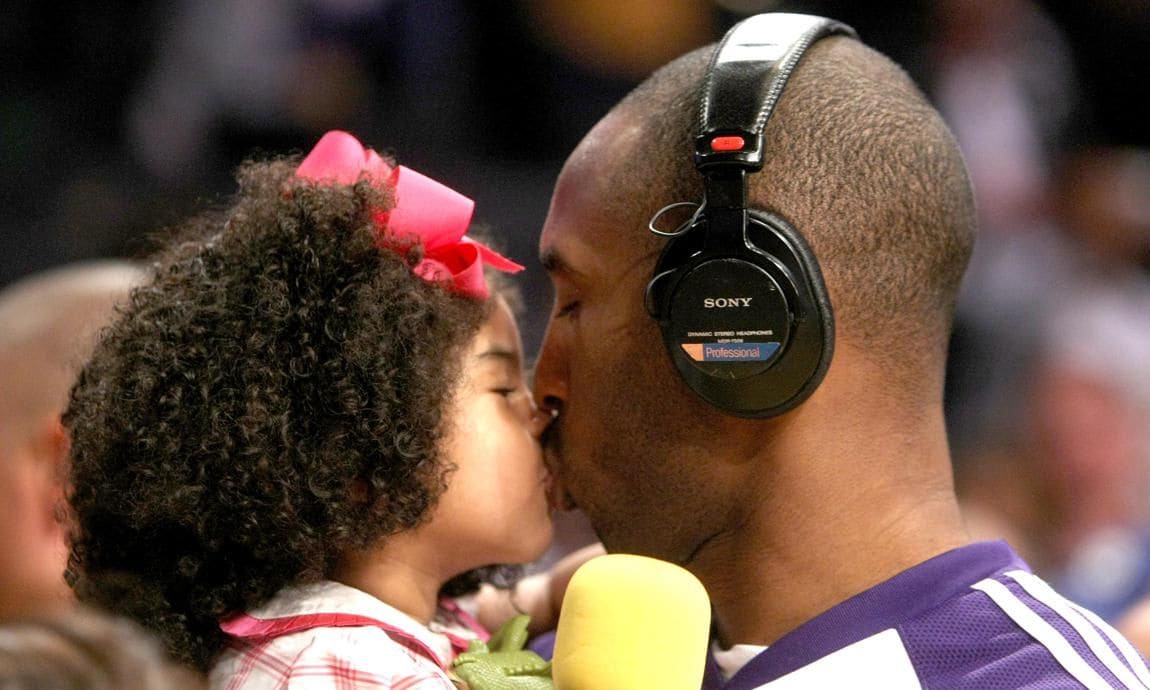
left=972, top=577, right=1114, bottom=690
left=1069, top=598, right=1150, bottom=689
left=1004, top=570, right=1148, bottom=690
left=750, top=628, right=922, bottom=689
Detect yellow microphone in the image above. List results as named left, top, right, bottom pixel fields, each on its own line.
left=551, top=553, right=711, bottom=690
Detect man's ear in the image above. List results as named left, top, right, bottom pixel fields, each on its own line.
left=45, top=416, right=70, bottom=464
left=28, top=415, right=71, bottom=480
left=30, top=415, right=71, bottom=527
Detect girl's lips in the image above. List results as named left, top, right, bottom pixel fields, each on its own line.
left=542, top=465, right=577, bottom=512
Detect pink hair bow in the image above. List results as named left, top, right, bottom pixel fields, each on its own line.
left=295, top=130, right=523, bottom=299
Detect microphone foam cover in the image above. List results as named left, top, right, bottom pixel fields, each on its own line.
left=551, top=553, right=711, bottom=690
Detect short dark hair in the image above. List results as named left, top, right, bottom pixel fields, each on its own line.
left=65, top=158, right=490, bottom=670
left=609, top=36, right=976, bottom=386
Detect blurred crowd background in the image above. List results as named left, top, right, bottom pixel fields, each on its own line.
left=3, top=0, right=1149, bottom=621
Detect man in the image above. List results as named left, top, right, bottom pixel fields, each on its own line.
left=532, top=13, right=1150, bottom=688
left=0, top=261, right=140, bottom=620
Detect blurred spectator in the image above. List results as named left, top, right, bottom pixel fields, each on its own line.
left=959, top=349, right=1150, bottom=621
left=0, top=606, right=205, bottom=689
left=931, top=0, right=1078, bottom=236
left=1055, top=146, right=1150, bottom=272
left=1119, top=594, right=1150, bottom=660
left=0, top=261, right=141, bottom=620
left=927, top=0, right=1082, bottom=451
left=957, top=146, right=1150, bottom=621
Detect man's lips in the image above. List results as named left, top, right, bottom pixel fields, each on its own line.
left=547, top=475, right=577, bottom=512
left=538, top=427, right=575, bottom=508
left=542, top=455, right=569, bottom=511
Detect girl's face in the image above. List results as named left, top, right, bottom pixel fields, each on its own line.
left=425, top=296, right=554, bottom=569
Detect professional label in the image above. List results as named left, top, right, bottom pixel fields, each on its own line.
left=668, top=258, right=792, bottom=380
left=681, top=342, right=781, bottom=362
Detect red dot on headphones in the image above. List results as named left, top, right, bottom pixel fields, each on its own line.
left=710, top=135, right=745, bottom=152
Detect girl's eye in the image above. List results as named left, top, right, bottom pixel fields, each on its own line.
left=492, top=380, right=529, bottom=398
left=493, top=386, right=535, bottom=418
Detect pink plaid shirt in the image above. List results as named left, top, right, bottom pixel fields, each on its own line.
left=209, top=581, right=487, bottom=689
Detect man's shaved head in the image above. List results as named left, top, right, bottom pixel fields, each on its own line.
left=600, top=37, right=976, bottom=385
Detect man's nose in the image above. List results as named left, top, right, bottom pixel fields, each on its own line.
left=529, top=403, right=556, bottom=440
left=531, top=329, right=568, bottom=419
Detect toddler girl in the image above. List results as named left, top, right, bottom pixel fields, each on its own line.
left=65, top=131, right=556, bottom=688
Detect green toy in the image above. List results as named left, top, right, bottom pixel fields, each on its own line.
left=450, top=615, right=554, bottom=690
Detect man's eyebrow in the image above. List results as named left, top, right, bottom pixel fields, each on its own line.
left=539, top=249, right=571, bottom=275
left=542, top=246, right=596, bottom=284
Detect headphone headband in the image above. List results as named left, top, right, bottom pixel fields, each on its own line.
left=694, top=14, right=856, bottom=174
left=647, top=13, right=849, bottom=418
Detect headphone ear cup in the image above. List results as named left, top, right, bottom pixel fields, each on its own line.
left=652, top=12, right=848, bottom=416
left=648, top=211, right=833, bottom=418
left=646, top=221, right=704, bottom=321
left=745, top=210, right=834, bottom=407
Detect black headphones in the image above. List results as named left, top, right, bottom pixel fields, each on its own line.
left=645, top=14, right=855, bottom=418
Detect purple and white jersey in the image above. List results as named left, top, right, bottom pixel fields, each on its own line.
left=704, top=541, right=1150, bottom=689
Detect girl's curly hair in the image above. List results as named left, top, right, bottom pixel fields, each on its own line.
left=64, top=158, right=491, bottom=671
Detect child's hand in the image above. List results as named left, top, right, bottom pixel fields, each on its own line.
left=450, top=615, right=553, bottom=690
left=476, top=543, right=606, bottom=636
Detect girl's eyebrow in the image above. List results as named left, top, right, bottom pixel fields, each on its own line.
left=477, top=348, right=520, bottom=366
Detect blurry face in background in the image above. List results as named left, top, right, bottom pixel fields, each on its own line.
left=1031, top=363, right=1139, bottom=498
left=532, top=111, right=734, bottom=564
left=423, top=296, right=554, bottom=569
left=0, top=427, right=73, bottom=620
left=1059, top=148, right=1150, bottom=267
left=0, top=267, right=139, bottom=620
